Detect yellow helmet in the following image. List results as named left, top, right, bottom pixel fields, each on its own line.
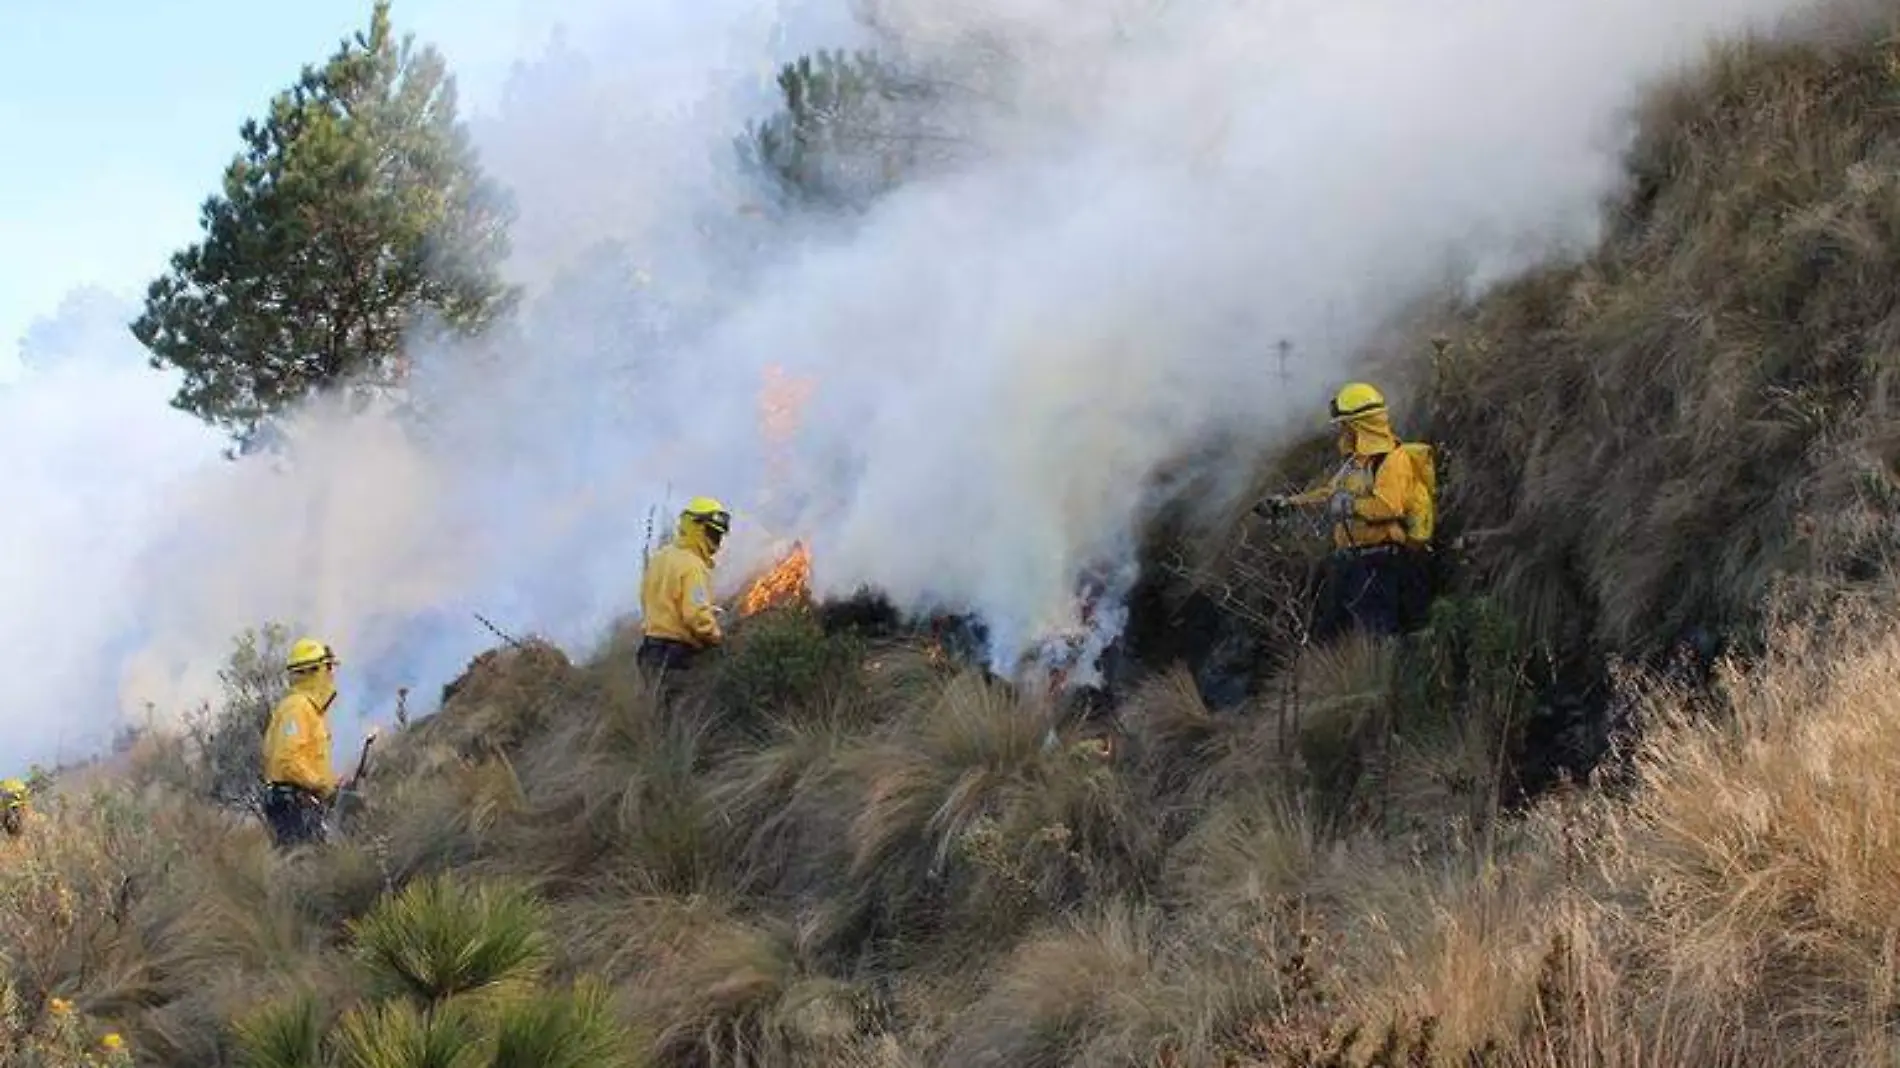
left=286, top=638, right=338, bottom=674
left=1329, top=382, right=1387, bottom=422
left=681, top=496, right=731, bottom=536
left=0, top=778, right=24, bottom=796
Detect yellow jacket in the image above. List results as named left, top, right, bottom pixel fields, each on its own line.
left=1290, top=410, right=1424, bottom=550
left=641, top=521, right=722, bottom=648
left=262, top=672, right=338, bottom=795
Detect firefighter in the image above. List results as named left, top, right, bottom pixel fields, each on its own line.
left=638, top=497, right=731, bottom=673
left=1257, top=382, right=1436, bottom=637
left=0, top=777, right=28, bottom=838
left=260, top=638, right=347, bottom=848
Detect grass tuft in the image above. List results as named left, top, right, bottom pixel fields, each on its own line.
left=346, top=875, right=550, bottom=1009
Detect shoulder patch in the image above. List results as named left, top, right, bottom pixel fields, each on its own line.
left=282, top=720, right=299, bottom=737
left=690, top=583, right=710, bottom=607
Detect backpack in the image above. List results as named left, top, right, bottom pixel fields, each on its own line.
left=1400, top=441, right=1437, bottom=547
left=1373, top=441, right=1438, bottom=547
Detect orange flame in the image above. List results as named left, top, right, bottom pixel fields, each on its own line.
left=740, top=541, right=813, bottom=617
left=756, top=365, right=816, bottom=521
left=759, top=364, right=814, bottom=446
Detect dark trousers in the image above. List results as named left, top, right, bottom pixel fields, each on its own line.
left=636, top=637, right=699, bottom=673
left=262, top=783, right=327, bottom=848
left=1395, top=548, right=1436, bottom=632
left=637, top=637, right=703, bottom=707
left=1317, top=546, right=1430, bottom=640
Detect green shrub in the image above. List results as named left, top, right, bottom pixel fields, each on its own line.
left=232, top=990, right=330, bottom=1068
left=331, top=998, right=483, bottom=1068
left=347, top=876, right=550, bottom=1008
left=235, top=883, right=636, bottom=1068
left=1384, top=595, right=1535, bottom=840
left=489, top=978, right=635, bottom=1068
left=712, top=608, right=865, bottom=725
left=181, top=624, right=297, bottom=806
left=1394, top=595, right=1533, bottom=738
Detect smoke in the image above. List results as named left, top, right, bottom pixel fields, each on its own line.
left=0, top=289, right=220, bottom=761
left=647, top=0, right=1829, bottom=660
left=1, top=0, right=1827, bottom=767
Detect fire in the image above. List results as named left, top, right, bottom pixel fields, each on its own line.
left=739, top=541, right=813, bottom=617
left=756, top=365, right=815, bottom=520
left=1018, top=567, right=1133, bottom=697
left=759, top=364, right=814, bottom=445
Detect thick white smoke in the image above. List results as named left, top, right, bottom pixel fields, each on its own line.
left=1, top=289, right=220, bottom=761
left=2, top=0, right=1827, bottom=768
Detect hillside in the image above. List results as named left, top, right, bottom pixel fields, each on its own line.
left=11, top=16, right=1900, bottom=1068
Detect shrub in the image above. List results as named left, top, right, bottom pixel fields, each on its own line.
left=0, top=985, right=136, bottom=1068
left=330, top=997, right=484, bottom=1068
left=233, top=878, right=636, bottom=1068
left=231, top=989, right=330, bottom=1068
left=346, top=875, right=550, bottom=1008
left=181, top=624, right=297, bottom=806
left=488, top=978, right=635, bottom=1068
left=712, top=607, right=866, bottom=728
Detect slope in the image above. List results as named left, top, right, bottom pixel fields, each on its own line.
left=10, top=14, right=1900, bottom=1068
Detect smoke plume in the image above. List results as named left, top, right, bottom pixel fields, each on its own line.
left=1, top=0, right=1827, bottom=767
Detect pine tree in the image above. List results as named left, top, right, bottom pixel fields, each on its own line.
left=132, top=1, right=517, bottom=449
left=740, top=49, right=933, bottom=212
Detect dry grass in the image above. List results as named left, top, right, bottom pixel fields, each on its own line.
left=23, top=604, right=1900, bottom=1065
left=1595, top=618, right=1900, bottom=1062
left=936, top=905, right=1172, bottom=1066
left=829, top=668, right=1166, bottom=967
left=630, top=913, right=862, bottom=1068
left=1423, top=16, right=1900, bottom=659
left=1310, top=611, right=1900, bottom=1066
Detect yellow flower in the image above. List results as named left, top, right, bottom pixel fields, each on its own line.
left=101, top=1032, right=124, bottom=1051
left=48, top=997, right=73, bottom=1016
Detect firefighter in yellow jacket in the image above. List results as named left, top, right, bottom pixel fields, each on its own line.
left=1257, top=383, right=1435, bottom=636
left=261, top=638, right=345, bottom=847
left=638, top=497, right=731, bottom=672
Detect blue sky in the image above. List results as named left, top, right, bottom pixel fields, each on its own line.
left=0, top=0, right=605, bottom=375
